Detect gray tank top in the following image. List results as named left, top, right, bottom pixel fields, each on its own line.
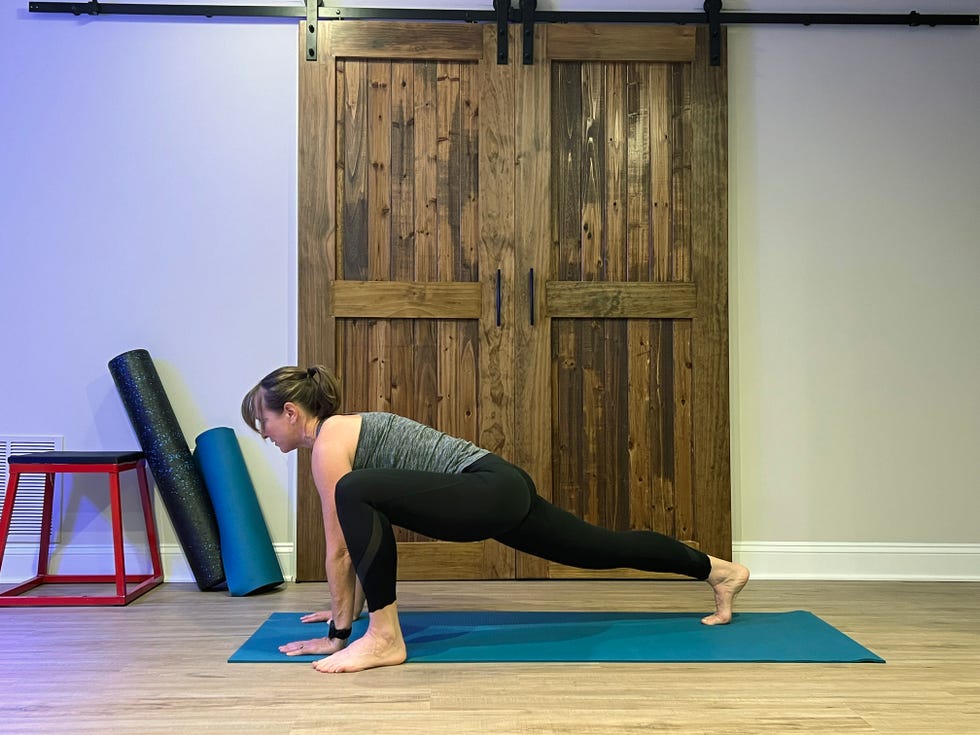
left=352, top=412, right=490, bottom=474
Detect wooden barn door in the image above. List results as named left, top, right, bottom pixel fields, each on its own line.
left=296, top=23, right=517, bottom=581
left=515, top=26, right=731, bottom=578
left=297, top=22, right=730, bottom=581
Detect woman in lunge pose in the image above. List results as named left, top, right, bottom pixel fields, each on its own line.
left=243, top=365, right=750, bottom=674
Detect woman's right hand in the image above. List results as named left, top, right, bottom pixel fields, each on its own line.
left=299, top=610, right=332, bottom=624
left=279, top=636, right=346, bottom=656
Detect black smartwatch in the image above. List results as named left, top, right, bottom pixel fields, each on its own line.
left=328, top=620, right=352, bottom=640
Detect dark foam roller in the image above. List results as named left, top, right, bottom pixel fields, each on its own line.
left=194, top=428, right=284, bottom=596
left=108, top=349, right=225, bottom=591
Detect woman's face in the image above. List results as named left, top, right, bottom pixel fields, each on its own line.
left=255, top=393, right=299, bottom=453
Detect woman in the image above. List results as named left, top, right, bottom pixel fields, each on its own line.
left=243, top=365, right=750, bottom=674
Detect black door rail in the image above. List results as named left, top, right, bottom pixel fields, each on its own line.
left=27, top=1, right=979, bottom=67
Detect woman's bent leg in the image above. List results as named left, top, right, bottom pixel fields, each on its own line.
left=334, top=459, right=533, bottom=612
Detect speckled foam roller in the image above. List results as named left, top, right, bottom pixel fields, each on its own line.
left=108, top=349, right=226, bottom=591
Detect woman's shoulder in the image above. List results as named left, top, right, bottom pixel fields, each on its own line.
left=314, top=413, right=362, bottom=457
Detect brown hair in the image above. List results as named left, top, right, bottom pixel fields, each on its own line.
left=241, top=365, right=342, bottom=432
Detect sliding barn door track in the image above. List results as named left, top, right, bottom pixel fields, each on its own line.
left=27, top=1, right=979, bottom=67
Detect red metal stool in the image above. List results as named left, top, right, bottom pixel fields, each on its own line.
left=0, top=450, right=164, bottom=606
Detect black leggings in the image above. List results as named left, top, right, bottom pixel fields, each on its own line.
left=334, top=454, right=712, bottom=612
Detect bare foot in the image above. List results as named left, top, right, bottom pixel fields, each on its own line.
left=701, top=556, right=750, bottom=626
left=312, top=602, right=407, bottom=673
left=313, top=628, right=407, bottom=673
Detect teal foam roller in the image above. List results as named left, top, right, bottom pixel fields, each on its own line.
left=194, top=427, right=284, bottom=596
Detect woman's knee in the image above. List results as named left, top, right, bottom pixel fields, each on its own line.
left=333, top=471, right=367, bottom=518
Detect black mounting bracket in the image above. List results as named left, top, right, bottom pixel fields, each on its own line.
left=704, top=0, right=723, bottom=66
left=493, top=0, right=510, bottom=65
left=305, top=0, right=319, bottom=62
left=521, top=0, right=537, bottom=65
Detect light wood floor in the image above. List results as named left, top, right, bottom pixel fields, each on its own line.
left=1, top=579, right=978, bottom=734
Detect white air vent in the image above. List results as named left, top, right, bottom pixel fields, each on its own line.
left=0, top=436, right=64, bottom=543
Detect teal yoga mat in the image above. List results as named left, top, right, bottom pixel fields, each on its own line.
left=229, top=610, right=884, bottom=664
left=194, top=427, right=284, bottom=596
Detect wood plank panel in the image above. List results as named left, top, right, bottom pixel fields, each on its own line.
left=671, top=63, right=693, bottom=281
left=459, top=61, right=480, bottom=283
left=436, top=61, right=461, bottom=281
left=390, top=61, right=416, bottom=279
left=651, top=64, right=671, bottom=282
left=553, top=319, right=583, bottom=520
left=368, top=61, right=392, bottom=280
left=341, top=59, right=369, bottom=280
left=626, top=62, right=651, bottom=282
left=368, top=318, right=392, bottom=412
left=296, top=23, right=337, bottom=580
left=546, top=281, right=697, bottom=318
left=329, top=21, right=484, bottom=61
left=689, top=27, right=731, bottom=560
left=581, top=319, right=601, bottom=525
left=414, top=61, right=438, bottom=281
left=553, top=62, right=582, bottom=281
left=547, top=25, right=696, bottom=62
left=604, top=318, right=631, bottom=531
left=393, top=541, right=497, bottom=578
left=477, top=24, right=516, bottom=460
left=627, top=321, right=653, bottom=531
left=330, top=281, right=482, bottom=318
left=436, top=321, right=459, bottom=439
left=513, top=25, right=553, bottom=578
left=436, top=61, right=463, bottom=446
left=650, top=319, right=675, bottom=538
left=456, top=61, right=480, bottom=445
left=581, top=62, right=604, bottom=281
left=457, top=320, right=479, bottom=443
left=605, top=63, right=626, bottom=283
left=386, top=320, right=419, bottom=545
left=673, top=319, right=695, bottom=543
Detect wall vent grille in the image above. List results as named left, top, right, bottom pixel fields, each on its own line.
left=0, top=436, right=64, bottom=542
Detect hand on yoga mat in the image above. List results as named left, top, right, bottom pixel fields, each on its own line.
left=299, top=611, right=332, bottom=624
left=279, top=637, right=346, bottom=657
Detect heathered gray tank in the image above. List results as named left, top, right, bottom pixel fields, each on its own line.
left=352, top=412, right=490, bottom=474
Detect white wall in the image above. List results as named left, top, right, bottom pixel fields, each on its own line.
left=1, top=1, right=977, bottom=583
left=0, top=8, right=300, bottom=580
left=726, top=11, right=980, bottom=578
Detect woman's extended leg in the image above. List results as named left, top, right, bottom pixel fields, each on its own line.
left=491, top=462, right=749, bottom=623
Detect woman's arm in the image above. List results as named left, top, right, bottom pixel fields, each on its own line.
left=311, top=434, right=358, bottom=636
left=280, top=421, right=359, bottom=657
left=299, top=577, right=365, bottom=624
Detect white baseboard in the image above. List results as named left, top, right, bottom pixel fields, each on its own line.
left=159, top=543, right=296, bottom=584
left=733, top=542, right=980, bottom=581
left=6, top=541, right=977, bottom=584
left=1, top=542, right=297, bottom=584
